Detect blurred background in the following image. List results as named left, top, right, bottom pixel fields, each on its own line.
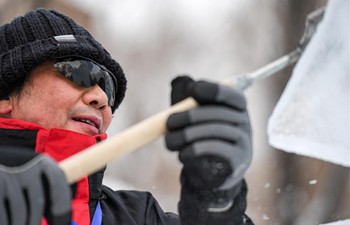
left=1, top=0, right=348, bottom=224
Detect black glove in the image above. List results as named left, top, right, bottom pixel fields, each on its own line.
left=0, top=147, right=71, bottom=225
left=165, top=76, right=253, bottom=224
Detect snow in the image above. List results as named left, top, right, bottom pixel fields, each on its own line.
left=320, top=219, right=350, bottom=225
left=268, top=0, right=350, bottom=167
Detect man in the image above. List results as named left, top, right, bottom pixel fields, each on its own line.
left=0, top=8, right=254, bottom=225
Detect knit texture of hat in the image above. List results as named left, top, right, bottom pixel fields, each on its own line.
left=0, top=8, right=126, bottom=112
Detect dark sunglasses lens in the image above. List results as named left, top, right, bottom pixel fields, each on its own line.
left=54, top=60, right=116, bottom=107
left=89, top=63, right=116, bottom=106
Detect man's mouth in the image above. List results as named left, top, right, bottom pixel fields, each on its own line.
left=73, top=118, right=95, bottom=126
left=72, top=116, right=102, bottom=132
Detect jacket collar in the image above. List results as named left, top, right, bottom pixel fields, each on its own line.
left=0, top=117, right=107, bottom=200
left=0, top=118, right=107, bottom=157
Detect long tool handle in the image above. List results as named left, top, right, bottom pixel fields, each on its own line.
left=59, top=7, right=324, bottom=184
left=60, top=97, right=197, bottom=184
left=58, top=49, right=301, bottom=184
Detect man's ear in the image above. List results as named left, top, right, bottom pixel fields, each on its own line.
left=0, top=98, right=13, bottom=117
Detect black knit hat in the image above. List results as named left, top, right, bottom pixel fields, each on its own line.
left=0, top=8, right=126, bottom=112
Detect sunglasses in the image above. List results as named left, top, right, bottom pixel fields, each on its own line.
left=54, top=57, right=117, bottom=107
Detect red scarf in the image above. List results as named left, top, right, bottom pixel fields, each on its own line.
left=0, top=118, right=107, bottom=225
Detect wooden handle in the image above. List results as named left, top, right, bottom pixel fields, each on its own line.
left=59, top=97, right=198, bottom=184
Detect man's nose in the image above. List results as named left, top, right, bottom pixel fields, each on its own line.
left=82, top=84, right=108, bottom=110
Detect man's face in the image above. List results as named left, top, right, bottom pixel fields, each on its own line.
left=6, top=62, right=113, bottom=135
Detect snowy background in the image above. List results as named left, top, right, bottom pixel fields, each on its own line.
left=0, top=0, right=348, bottom=224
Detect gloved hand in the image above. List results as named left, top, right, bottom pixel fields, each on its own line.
left=165, top=76, right=253, bottom=224
left=0, top=147, right=71, bottom=225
